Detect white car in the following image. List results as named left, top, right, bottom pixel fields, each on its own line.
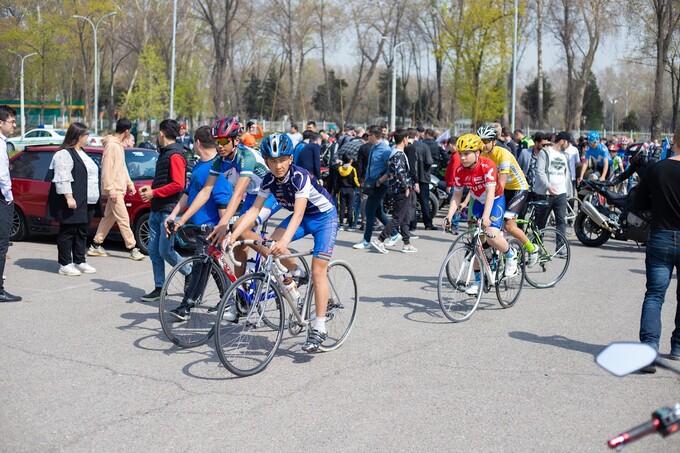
left=87, top=133, right=104, bottom=147
left=6, top=128, right=66, bottom=152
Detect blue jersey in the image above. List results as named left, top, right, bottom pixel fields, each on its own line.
left=585, top=143, right=612, bottom=170
left=186, top=158, right=233, bottom=225
left=258, top=164, right=334, bottom=216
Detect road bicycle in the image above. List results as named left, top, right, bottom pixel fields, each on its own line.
left=517, top=200, right=571, bottom=288
left=438, top=218, right=525, bottom=322
left=158, top=221, right=310, bottom=349
left=214, top=239, right=358, bottom=376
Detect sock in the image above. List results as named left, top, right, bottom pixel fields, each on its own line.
left=312, top=316, right=326, bottom=333
left=474, top=271, right=481, bottom=282
left=504, top=247, right=516, bottom=260
left=524, top=241, right=536, bottom=253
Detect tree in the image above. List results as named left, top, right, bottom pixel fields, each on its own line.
left=581, top=72, right=604, bottom=129
left=520, top=76, right=555, bottom=124
left=312, top=70, right=348, bottom=124
left=619, top=111, right=641, bottom=131
left=242, top=74, right=262, bottom=119
left=122, top=45, right=169, bottom=129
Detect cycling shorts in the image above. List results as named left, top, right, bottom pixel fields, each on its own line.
left=472, top=196, right=505, bottom=230
left=278, top=208, right=338, bottom=260
left=241, top=193, right=281, bottom=226
left=503, top=189, right=528, bottom=219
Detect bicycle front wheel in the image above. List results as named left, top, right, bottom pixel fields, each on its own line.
left=214, top=273, right=284, bottom=377
left=525, top=227, right=571, bottom=288
left=438, top=243, right=484, bottom=322
left=495, top=239, right=525, bottom=308
left=159, top=256, right=227, bottom=348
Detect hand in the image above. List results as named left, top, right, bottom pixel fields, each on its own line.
left=576, top=177, right=583, bottom=185
left=405, top=188, right=410, bottom=197
left=269, top=238, right=290, bottom=256
left=442, top=216, right=452, bottom=231
left=139, top=186, right=152, bottom=202
left=66, top=198, right=76, bottom=209
left=599, top=175, right=606, bottom=182
left=208, top=224, right=229, bottom=246
left=128, top=185, right=136, bottom=196
left=414, top=183, right=420, bottom=194
left=547, top=187, right=558, bottom=196
left=481, top=217, right=491, bottom=229
left=164, top=217, right=177, bottom=237
left=109, top=193, right=118, bottom=203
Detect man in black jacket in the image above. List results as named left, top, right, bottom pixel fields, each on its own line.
left=407, top=128, right=436, bottom=230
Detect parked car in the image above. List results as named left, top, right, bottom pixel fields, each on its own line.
left=6, top=127, right=66, bottom=152
left=9, top=145, right=158, bottom=254
left=87, top=133, right=104, bottom=147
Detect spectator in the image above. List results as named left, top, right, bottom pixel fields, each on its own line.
left=407, top=128, right=437, bottom=231
left=138, top=119, right=188, bottom=302
left=177, top=123, right=194, bottom=155
left=334, top=152, right=360, bottom=230
left=423, top=128, right=447, bottom=170
left=241, top=121, right=264, bottom=148
left=295, top=132, right=322, bottom=180
left=513, top=128, right=534, bottom=153
left=287, top=124, right=303, bottom=147
left=138, top=131, right=156, bottom=150
left=0, top=105, right=21, bottom=301
left=355, top=134, right=372, bottom=230
left=88, top=118, right=144, bottom=261
left=501, top=126, right=518, bottom=158
left=306, top=120, right=317, bottom=132
left=492, top=123, right=512, bottom=154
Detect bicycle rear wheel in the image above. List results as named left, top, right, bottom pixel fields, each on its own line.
left=525, top=227, right=571, bottom=288
left=159, top=256, right=227, bottom=348
left=495, top=239, right=525, bottom=308
left=307, top=260, right=358, bottom=352
left=214, top=273, right=284, bottom=377
left=438, top=243, right=484, bottom=322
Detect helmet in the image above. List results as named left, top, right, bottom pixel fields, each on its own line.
left=211, top=117, right=242, bottom=139
left=476, top=124, right=498, bottom=141
left=260, top=133, right=294, bottom=158
left=619, top=135, right=630, bottom=146
left=456, top=134, right=484, bottom=152
left=608, top=143, right=618, bottom=152
left=588, top=130, right=600, bottom=142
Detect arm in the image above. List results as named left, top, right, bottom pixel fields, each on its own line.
left=253, top=124, right=264, bottom=140
left=208, top=175, right=251, bottom=242
left=313, top=145, right=321, bottom=180
left=270, top=196, right=308, bottom=256
left=445, top=189, right=463, bottom=224
left=600, top=155, right=609, bottom=181
left=144, top=154, right=185, bottom=200
left=229, top=195, right=266, bottom=244
left=535, top=150, right=551, bottom=194
left=497, top=172, right=508, bottom=192
left=173, top=174, right=216, bottom=228
left=481, top=185, right=496, bottom=229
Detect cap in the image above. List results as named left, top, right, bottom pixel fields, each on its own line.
left=416, top=126, right=425, bottom=133
left=142, top=131, right=150, bottom=137
left=555, top=131, right=574, bottom=144
left=180, top=123, right=187, bottom=129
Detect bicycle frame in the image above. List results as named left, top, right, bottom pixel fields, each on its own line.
left=460, top=219, right=498, bottom=288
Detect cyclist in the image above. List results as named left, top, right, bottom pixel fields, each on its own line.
left=477, top=125, right=538, bottom=267
left=442, top=134, right=519, bottom=295
left=577, top=130, right=610, bottom=184
left=172, top=117, right=280, bottom=278
left=229, top=133, right=339, bottom=353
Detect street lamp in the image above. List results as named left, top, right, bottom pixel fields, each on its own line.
left=391, top=42, right=407, bottom=133
left=169, top=0, right=177, bottom=118
left=609, top=98, right=618, bottom=132
left=510, top=0, right=519, bottom=131
left=9, top=52, right=37, bottom=137
left=73, top=12, right=117, bottom=134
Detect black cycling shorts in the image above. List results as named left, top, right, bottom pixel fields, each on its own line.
left=503, top=189, right=529, bottom=219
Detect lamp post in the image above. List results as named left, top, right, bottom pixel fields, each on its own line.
left=9, top=52, right=37, bottom=137
left=169, top=0, right=177, bottom=118
left=73, top=12, right=117, bottom=134
left=510, top=0, right=519, bottom=131
left=609, top=98, right=618, bottom=132
left=391, top=42, right=407, bottom=133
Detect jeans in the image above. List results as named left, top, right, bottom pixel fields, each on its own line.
left=363, top=184, right=389, bottom=243
left=536, top=193, right=568, bottom=238
left=639, top=229, right=680, bottom=354
left=0, top=200, right=12, bottom=292
left=351, top=189, right=361, bottom=228
left=148, top=210, right=189, bottom=288
left=379, top=191, right=411, bottom=245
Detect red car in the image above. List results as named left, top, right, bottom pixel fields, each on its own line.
left=9, top=145, right=157, bottom=254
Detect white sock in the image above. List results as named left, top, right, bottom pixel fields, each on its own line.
left=312, top=316, right=326, bottom=333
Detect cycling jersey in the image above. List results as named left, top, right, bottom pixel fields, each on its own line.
left=585, top=143, right=611, bottom=171
left=209, top=144, right=269, bottom=195
left=258, top=164, right=334, bottom=216
left=484, top=145, right=528, bottom=191
left=453, top=156, right=503, bottom=202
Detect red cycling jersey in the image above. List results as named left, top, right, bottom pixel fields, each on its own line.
left=452, top=155, right=503, bottom=201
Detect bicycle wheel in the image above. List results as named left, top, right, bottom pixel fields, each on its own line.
left=214, top=272, right=284, bottom=376
left=306, top=260, right=358, bottom=352
left=437, top=243, right=485, bottom=322
left=159, top=256, right=227, bottom=348
left=525, top=227, right=571, bottom=288
left=495, top=239, right=525, bottom=308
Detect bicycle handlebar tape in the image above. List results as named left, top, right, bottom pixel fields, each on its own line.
left=607, top=419, right=659, bottom=449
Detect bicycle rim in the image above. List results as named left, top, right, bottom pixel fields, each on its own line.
left=525, top=228, right=571, bottom=288
left=315, top=261, right=358, bottom=352
left=438, top=244, right=483, bottom=322
left=495, top=239, right=525, bottom=308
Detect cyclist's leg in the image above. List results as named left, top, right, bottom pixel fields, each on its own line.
left=503, top=190, right=534, bottom=251
left=477, top=196, right=511, bottom=254
left=269, top=214, right=308, bottom=272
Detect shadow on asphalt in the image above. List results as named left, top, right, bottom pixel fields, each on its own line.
left=13, top=257, right=56, bottom=273
left=91, top=278, right=146, bottom=302
left=508, top=331, right=606, bottom=357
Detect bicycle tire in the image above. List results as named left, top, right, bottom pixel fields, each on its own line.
left=437, top=243, right=484, bottom=322
left=525, top=227, right=571, bottom=288
left=305, top=260, right=358, bottom=352
left=159, top=256, right=227, bottom=348
left=214, top=272, right=284, bottom=377
left=495, top=239, right=525, bottom=308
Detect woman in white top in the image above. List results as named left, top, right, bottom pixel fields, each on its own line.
left=48, top=122, right=100, bottom=276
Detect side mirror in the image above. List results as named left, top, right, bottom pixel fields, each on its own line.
left=596, top=342, right=657, bottom=377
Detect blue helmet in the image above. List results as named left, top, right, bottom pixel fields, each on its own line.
left=588, top=130, right=600, bottom=142
left=260, top=133, right=294, bottom=158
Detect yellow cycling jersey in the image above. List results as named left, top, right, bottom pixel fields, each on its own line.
left=484, top=145, right=528, bottom=191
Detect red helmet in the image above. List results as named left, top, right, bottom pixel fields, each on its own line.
left=619, top=135, right=630, bottom=146
left=211, top=117, right=242, bottom=139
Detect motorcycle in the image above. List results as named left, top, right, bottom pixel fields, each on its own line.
left=383, top=173, right=441, bottom=222
left=596, top=343, right=680, bottom=449
left=573, top=180, right=651, bottom=247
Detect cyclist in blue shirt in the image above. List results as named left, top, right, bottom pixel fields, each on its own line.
left=577, top=130, right=610, bottom=184
left=229, top=133, right=338, bottom=352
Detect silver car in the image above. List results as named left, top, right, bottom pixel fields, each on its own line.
left=6, top=128, right=66, bottom=152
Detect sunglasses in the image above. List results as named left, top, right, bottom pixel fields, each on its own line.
left=589, top=140, right=598, bottom=145
left=481, top=139, right=491, bottom=144
left=215, top=138, right=231, bottom=146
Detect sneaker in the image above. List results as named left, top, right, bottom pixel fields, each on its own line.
left=75, top=262, right=96, bottom=274
left=87, top=244, right=107, bottom=256
left=639, top=364, right=657, bottom=374
left=58, top=263, right=81, bottom=276
left=129, top=248, right=145, bottom=261
left=465, top=282, right=481, bottom=295
left=410, top=235, right=420, bottom=240
left=353, top=240, right=371, bottom=249
left=526, top=251, right=539, bottom=268
left=401, top=244, right=418, bottom=253
left=504, top=254, right=519, bottom=278
left=555, top=248, right=568, bottom=258
left=669, top=350, right=680, bottom=361
left=425, top=225, right=438, bottom=231
left=302, top=329, right=327, bottom=353
left=141, top=287, right=162, bottom=302
left=384, top=233, right=402, bottom=247
left=370, top=239, right=388, bottom=254
left=292, top=267, right=309, bottom=286
left=338, top=225, right=346, bottom=231
left=347, top=227, right=356, bottom=232
left=222, top=303, right=239, bottom=322
left=169, top=304, right=191, bottom=322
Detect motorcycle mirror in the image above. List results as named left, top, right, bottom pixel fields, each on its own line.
left=596, top=342, right=657, bottom=377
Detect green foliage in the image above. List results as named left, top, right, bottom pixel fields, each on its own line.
left=312, top=70, right=349, bottom=123
left=243, top=74, right=262, bottom=119
left=619, top=111, right=640, bottom=131
left=260, top=70, right=286, bottom=120
left=581, top=72, right=604, bottom=130
left=123, top=45, right=169, bottom=121
left=174, top=71, right=209, bottom=122
left=520, top=77, right=555, bottom=124
left=376, top=69, right=410, bottom=121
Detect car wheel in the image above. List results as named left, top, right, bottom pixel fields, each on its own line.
left=134, top=212, right=150, bottom=255
left=10, top=205, right=28, bottom=241
left=6, top=142, right=15, bottom=153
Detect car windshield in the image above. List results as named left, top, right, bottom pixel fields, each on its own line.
left=125, top=148, right=158, bottom=181
left=55, top=130, right=66, bottom=136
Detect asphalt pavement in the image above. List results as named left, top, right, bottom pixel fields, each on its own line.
left=1, top=214, right=678, bottom=452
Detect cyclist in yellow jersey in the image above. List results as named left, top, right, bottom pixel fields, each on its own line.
left=477, top=125, right=538, bottom=267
